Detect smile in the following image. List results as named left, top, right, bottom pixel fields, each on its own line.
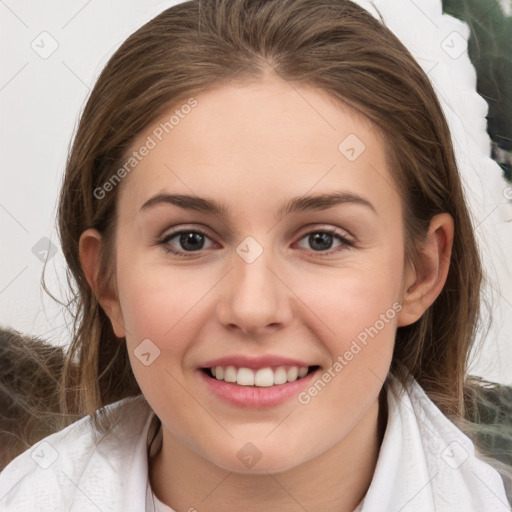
left=198, top=364, right=321, bottom=408
left=203, top=365, right=318, bottom=387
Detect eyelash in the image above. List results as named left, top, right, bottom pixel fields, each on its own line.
left=157, top=226, right=354, bottom=258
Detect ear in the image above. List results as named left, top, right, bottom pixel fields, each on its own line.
left=397, top=213, right=454, bottom=327
left=79, top=228, right=126, bottom=338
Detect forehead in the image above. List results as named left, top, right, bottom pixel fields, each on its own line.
left=116, top=75, right=400, bottom=222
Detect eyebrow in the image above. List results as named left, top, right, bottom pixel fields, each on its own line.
left=140, top=191, right=377, bottom=218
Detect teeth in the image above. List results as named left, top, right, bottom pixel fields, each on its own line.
left=210, top=365, right=311, bottom=387
left=254, top=368, right=274, bottom=387
left=287, top=366, right=298, bottom=382
left=224, top=365, right=237, bottom=383
left=237, top=367, right=255, bottom=386
left=274, top=367, right=287, bottom=385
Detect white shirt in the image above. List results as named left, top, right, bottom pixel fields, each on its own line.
left=0, top=374, right=509, bottom=511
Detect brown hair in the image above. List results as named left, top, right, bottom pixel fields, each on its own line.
left=55, top=0, right=481, bottom=425
left=0, top=328, right=81, bottom=470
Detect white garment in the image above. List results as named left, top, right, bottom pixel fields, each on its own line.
left=0, top=375, right=509, bottom=511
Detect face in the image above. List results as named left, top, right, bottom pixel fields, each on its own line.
left=93, top=74, right=415, bottom=473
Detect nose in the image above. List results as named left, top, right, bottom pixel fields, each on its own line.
left=216, top=241, right=293, bottom=336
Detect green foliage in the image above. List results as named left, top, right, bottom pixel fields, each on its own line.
left=443, top=0, right=512, bottom=181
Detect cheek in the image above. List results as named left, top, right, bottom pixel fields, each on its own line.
left=116, top=252, right=219, bottom=377
left=117, top=263, right=208, bottom=411
left=292, top=265, right=400, bottom=438
left=291, top=254, right=404, bottom=348
left=114, top=231, right=195, bottom=330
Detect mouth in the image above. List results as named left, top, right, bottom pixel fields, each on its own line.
left=200, top=365, right=321, bottom=387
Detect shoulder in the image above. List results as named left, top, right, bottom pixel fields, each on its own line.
left=0, top=395, right=154, bottom=511
left=387, top=374, right=510, bottom=510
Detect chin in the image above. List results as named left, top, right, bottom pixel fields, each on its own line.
left=203, top=445, right=308, bottom=475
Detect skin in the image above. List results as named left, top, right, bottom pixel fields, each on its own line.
left=80, top=72, right=453, bottom=512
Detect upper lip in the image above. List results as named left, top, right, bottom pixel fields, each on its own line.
left=199, top=355, right=316, bottom=370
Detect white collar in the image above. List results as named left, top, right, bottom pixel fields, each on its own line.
left=0, top=377, right=508, bottom=511
left=144, top=374, right=510, bottom=512
left=358, top=374, right=509, bottom=511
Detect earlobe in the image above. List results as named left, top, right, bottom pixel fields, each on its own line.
left=78, top=228, right=126, bottom=338
left=397, top=213, right=454, bottom=327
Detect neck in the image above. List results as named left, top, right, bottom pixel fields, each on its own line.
left=149, top=388, right=388, bottom=512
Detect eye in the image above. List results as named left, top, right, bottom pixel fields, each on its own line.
left=157, top=226, right=353, bottom=258
left=295, top=227, right=353, bottom=255
left=158, top=228, right=216, bottom=257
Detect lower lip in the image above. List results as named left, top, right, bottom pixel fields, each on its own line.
left=197, top=368, right=320, bottom=408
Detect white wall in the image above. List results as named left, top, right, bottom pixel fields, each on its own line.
left=0, top=0, right=181, bottom=343
left=1, top=0, right=511, bottom=384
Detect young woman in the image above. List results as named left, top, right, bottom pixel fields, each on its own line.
left=0, top=0, right=510, bottom=510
